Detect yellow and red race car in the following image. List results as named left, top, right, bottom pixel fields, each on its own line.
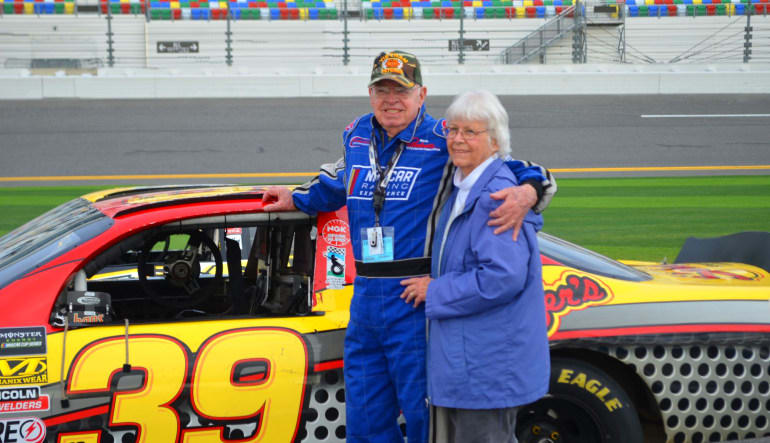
left=0, top=185, right=768, bottom=443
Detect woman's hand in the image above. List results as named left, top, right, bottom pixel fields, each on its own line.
left=399, top=276, right=433, bottom=308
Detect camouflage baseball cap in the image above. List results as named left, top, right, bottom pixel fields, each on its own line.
left=369, top=50, right=423, bottom=88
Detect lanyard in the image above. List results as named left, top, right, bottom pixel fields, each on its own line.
left=368, top=129, right=405, bottom=227
left=368, top=108, right=424, bottom=227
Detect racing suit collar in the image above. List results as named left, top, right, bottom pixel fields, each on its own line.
left=370, top=104, right=426, bottom=145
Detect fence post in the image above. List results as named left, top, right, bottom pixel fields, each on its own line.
left=106, top=4, right=115, bottom=67
left=571, top=0, right=586, bottom=63
left=458, top=7, right=465, bottom=64
left=343, top=0, right=350, bottom=65
left=743, top=4, right=752, bottom=62
left=226, top=6, right=233, bottom=66
left=618, top=2, right=626, bottom=62
left=539, top=28, right=544, bottom=63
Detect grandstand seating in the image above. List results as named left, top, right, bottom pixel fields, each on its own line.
left=1, top=0, right=766, bottom=19
left=1, top=0, right=76, bottom=15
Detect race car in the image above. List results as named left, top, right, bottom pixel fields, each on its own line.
left=0, top=184, right=767, bottom=443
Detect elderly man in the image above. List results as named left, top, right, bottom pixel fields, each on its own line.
left=262, top=50, right=556, bottom=443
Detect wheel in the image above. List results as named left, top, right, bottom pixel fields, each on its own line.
left=516, top=357, right=643, bottom=443
left=138, top=230, right=223, bottom=309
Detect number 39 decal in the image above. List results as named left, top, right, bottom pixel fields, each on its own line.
left=65, top=328, right=309, bottom=442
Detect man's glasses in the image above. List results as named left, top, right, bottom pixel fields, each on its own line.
left=442, top=126, right=489, bottom=140
left=371, top=86, right=416, bottom=98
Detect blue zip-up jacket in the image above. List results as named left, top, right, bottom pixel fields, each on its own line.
left=426, top=158, right=550, bottom=410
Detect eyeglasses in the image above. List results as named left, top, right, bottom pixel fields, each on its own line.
left=442, top=126, right=489, bottom=140
left=371, top=86, right=416, bottom=98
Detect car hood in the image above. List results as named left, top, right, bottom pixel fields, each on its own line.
left=623, top=261, right=770, bottom=287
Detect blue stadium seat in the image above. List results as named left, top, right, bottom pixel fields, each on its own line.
left=628, top=5, right=639, bottom=15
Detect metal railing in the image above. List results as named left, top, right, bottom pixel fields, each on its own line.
left=0, top=6, right=768, bottom=68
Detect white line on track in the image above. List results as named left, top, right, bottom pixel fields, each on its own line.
left=641, top=114, right=770, bottom=118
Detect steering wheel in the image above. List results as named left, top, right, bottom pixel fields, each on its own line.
left=138, top=230, right=223, bottom=309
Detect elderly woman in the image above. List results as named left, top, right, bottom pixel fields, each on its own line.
left=400, top=90, right=550, bottom=443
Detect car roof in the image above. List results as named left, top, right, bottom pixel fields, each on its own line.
left=83, top=185, right=268, bottom=218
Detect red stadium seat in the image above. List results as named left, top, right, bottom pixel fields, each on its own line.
left=525, top=5, right=535, bottom=16
left=173, top=7, right=181, bottom=17
left=505, top=5, right=514, bottom=16
left=384, top=6, right=394, bottom=17
left=442, top=6, right=453, bottom=16
left=279, top=7, right=288, bottom=17
left=667, top=5, right=676, bottom=14
left=705, top=4, right=715, bottom=13
left=288, top=7, right=298, bottom=17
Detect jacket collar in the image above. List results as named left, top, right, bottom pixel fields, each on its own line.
left=455, top=158, right=507, bottom=216
left=369, top=104, right=426, bottom=145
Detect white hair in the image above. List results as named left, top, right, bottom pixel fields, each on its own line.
left=444, top=90, right=511, bottom=156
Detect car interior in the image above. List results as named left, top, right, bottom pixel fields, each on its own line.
left=50, top=212, right=317, bottom=326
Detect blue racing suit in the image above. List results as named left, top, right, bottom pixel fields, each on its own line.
left=292, top=104, right=555, bottom=443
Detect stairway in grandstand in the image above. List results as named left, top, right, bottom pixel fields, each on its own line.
left=500, top=4, right=578, bottom=63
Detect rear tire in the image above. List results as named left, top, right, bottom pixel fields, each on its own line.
left=516, top=357, right=643, bottom=443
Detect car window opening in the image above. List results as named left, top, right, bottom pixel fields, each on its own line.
left=50, top=217, right=316, bottom=326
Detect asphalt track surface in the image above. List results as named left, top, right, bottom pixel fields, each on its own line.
left=1, top=94, right=769, bottom=186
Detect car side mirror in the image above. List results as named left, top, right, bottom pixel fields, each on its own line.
left=66, top=291, right=112, bottom=327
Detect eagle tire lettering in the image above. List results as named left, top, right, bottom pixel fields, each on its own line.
left=516, top=358, right=642, bottom=443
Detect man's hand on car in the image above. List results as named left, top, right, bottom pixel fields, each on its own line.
left=262, top=186, right=297, bottom=212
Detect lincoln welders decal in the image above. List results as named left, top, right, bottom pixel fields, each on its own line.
left=0, top=328, right=46, bottom=357
left=0, top=417, right=45, bottom=442
left=544, top=272, right=613, bottom=336
left=0, top=387, right=50, bottom=414
left=0, top=358, right=47, bottom=386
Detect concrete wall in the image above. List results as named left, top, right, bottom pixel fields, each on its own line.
left=1, top=63, right=769, bottom=98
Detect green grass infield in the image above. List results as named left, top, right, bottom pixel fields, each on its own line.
left=0, top=175, right=768, bottom=263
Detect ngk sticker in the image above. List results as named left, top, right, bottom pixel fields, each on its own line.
left=322, top=220, right=350, bottom=247
left=0, top=417, right=46, bottom=443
